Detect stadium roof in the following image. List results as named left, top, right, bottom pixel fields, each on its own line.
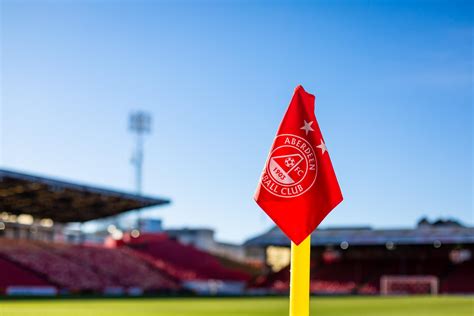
left=0, top=169, right=170, bottom=223
left=245, top=224, right=474, bottom=247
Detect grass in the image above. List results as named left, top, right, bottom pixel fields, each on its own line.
left=0, top=296, right=472, bottom=316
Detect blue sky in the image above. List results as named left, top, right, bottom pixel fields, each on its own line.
left=1, top=0, right=472, bottom=243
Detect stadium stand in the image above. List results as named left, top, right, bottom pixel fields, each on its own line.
left=0, top=256, right=51, bottom=289
left=115, top=233, right=250, bottom=282
left=1, top=169, right=473, bottom=296
left=112, top=233, right=251, bottom=295
left=0, top=238, right=178, bottom=293
left=0, top=169, right=256, bottom=296
left=246, top=220, right=474, bottom=295
left=441, top=261, right=474, bottom=293
left=252, top=261, right=376, bottom=295
left=252, top=251, right=473, bottom=295
left=0, top=169, right=169, bottom=223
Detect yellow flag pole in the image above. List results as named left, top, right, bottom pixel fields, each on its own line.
left=289, top=235, right=311, bottom=316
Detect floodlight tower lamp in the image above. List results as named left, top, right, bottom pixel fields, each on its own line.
left=129, top=111, right=152, bottom=195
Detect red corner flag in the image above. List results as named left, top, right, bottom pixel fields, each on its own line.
left=254, top=85, right=343, bottom=245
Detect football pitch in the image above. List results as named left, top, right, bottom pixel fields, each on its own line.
left=0, top=296, right=472, bottom=316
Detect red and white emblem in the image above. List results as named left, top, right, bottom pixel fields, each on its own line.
left=260, top=134, right=317, bottom=198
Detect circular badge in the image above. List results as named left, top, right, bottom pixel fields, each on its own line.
left=260, top=134, right=317, bottom=198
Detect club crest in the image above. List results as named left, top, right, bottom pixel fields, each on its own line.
left=260, top=134, right=317, bottom=198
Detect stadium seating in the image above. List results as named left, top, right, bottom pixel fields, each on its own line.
left=0, top=238, right=178, bottom=293
left=252, top=265, right=374, bottom=295
left=0, top=238, right=103, bottom=291
left=251, top=248, right=474, bottom=295
left=0, top=234, right=250, bottom=295
left=48, top=242, right=178, bottom=291
left=117, top=233, right=250, bottom=282
left=0, top=256, right=51, bottom=291
left=1, top=235, right=472, bottom=295
left=441, top=261, right=474, bottom=293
